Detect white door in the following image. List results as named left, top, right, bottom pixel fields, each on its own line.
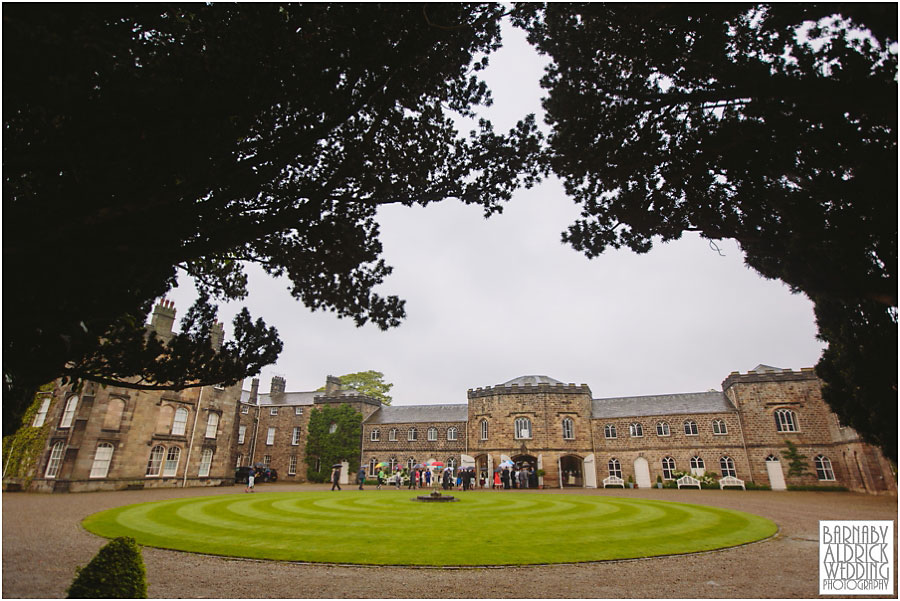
left=634, top=457, right=651, bottom=488
left=537, top=454, right=543, bottom=487
left=487, top=454, right=493, bottom=487
left=584, top=454, right=597, bottom=488
left=460, top=454, right=475, bottom=469
left=765, top=457, right=787, bottom=490
left=340, top=460, right=350, bottom=485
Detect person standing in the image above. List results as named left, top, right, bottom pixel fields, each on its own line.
left=493, top=470, right=501, bottom=490
left=331, top=466, right=342, bottom=491
left=357, top=466, right=366, bottom=490
left=518, top=467, right=528, bottom=489
left=501, top=467, right=510, bottom=489
left=424, top=469, right=432, bottom=488
left=245, top=470, right=255, bottom=493
left=377, top=469, right=384, bottom=490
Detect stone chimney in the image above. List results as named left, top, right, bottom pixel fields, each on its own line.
left=270, top=375, right=286, bottom=395
left=211, top=321, right=225, bottom=351
left=325, top=375, right=342, bottom=396
left=150, top=298, right=176, bottom=340
left=249, top=378, right=260, bottom=404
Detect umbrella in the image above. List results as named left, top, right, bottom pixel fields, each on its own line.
left=428, top=461, right=444, bottom=467
left=332, top=463, right=343, bottom=468
left=413, top=463, right=426, bottom=469
left=376, top=462, right=389, bottom=467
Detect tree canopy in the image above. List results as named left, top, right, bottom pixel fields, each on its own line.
left=515, top=3, right=897, bottom=459
left=318, top=371, right=394, bottom=405
left=304, top=404, right=363, bottom=483
left=3, top=4, right=541, bottom=434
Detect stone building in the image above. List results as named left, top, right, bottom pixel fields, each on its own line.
left=10, top=300, right=243, bottom=492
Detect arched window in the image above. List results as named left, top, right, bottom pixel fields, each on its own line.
left=371, top=428, right=381, bottom=442
left=690, top=456, right=705, bottom=475
left=236, top=454, right=243, bottom=468
left=89, top=442, right=115, bottom=478
left=206, top=413, right=219, bottom=438
left=427, top=427, right=438, bottom=441
left=198, top=448, right=214, bottom=477
left=407, top=457, right=416, bottom=471
left=683, top=420, right=698, bottom=436
left=447, top=457, right=457, bottom=470
left=514, top=417, right=532, bottom=439
left=656, top=421, right=670, bottom=436
left=661, top=456, right=676, bottom=480
left=774, top=409, right=798, bottom=432
left=562, top=418, right=574, bottom=440
left=815, top=455, right=835, bottom=481
left=162, top=447, right=181, bottom=477
left=146, top=445, right=165, bottom=477
left=389, top=456, right=397, bottom=471
left=103, top=398, right=125, bottom=430
left=480, top=419, right=488, bottom=440
left=60, top=395, right=78, bottom=428
left=329, top=422, right=338, bottom=434
left=629, top=422, right=643, bottom=437
left=447, top=427, right=458, bottom=441
left=45, top=441, right=65, bottom=478
left=369, top=458, right=378, bottom=475
left=604, top=424, right=617, bottom=439
left=407, top=427, right=417, bottom=441
left=32, top=396, right=52, bottom=427
left=172, top=407, right=188, bottom=436
left=720, top=456, right=736, bottom=478
left=156, top=405, right=174, bottom=433
left=389, top=428, right=398, bottom=441
left=712, top=419, right=727, bottom=435
left=608, top=458, right=622, bottom=479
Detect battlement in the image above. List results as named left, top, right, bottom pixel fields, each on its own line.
left=722, top=367, right=817, bottom=390
left=467, top=382, right=592, bottom=399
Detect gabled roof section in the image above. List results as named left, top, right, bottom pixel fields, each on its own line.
left=591, top=391, right=735, bottom=419
left=366, top=404, right=468, bottom=424
left=751, top=364, right=786, bottom=373
left=501, top=375, right=563, bottom=386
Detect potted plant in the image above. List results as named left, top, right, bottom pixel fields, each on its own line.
left=656, top=475, right=664, bottom=489
left=627, top=475, right=634, bottom=489
left=535, top=468, right=546, bottom=488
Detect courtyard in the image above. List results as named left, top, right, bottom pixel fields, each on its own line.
left=2, top=484, right=896, bottom=598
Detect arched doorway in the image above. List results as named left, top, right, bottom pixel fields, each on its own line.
left=764, top=455, right=786, bottom=490
left=511, top=454, right=538, bottom=489
left=559, top=455, right=584, bottom=487
left=633, top=457, right=651, bottom=488
left=474, top=454, right=491, bottom=488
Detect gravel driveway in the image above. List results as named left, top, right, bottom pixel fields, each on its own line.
left=3, top=484, right=896, bottom=598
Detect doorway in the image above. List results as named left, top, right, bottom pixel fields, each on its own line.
left=764, top=455, right=786, bottom=490
left=559, top=455, right=584, bottom=487
left=633, top=457, right=651, bottom=488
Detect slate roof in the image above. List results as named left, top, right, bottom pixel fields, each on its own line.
left=366, top=404, right=468, bottom=424
left=239, top=389, right=366, bottom=406
left=591, top=391, right=735, bottom=419
left=500, top=375, right=564, bottom=386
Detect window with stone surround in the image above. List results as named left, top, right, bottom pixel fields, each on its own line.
left=146, top=445, right=165, bottom=477
left=719, top=456, right=736, bottom=478
left=447, top=457, right=457, bottom=470
left=514, top=417, right=532, bottom=439
left=266, top=427, right=275, bottom=445
left=712, top=419, right=727, bottom=435
left=370, top=428, right=381, bottom=442
left=690, top=456, right=705, bottom=475
left=407, top=427, right=418, bottom=441
left=661, top=456, right=676, bottom=479
left=562, top=418, right=574, bottom=440
left=263, top=455, right=271, bottom=468
left=45, top=441, right=66, bottom=478
left=241, top=405, right=249, bottom=414
left=447, top=427, right=458, bottom=441
left=629, top=422, right=643, bottom=437
left=236, top=453, right=242, bottom=468
left=289, top=455, right=298, bottom=476
left=270, top=407, right=278, bottom=416
left=656, top=421, right=670, bottom=436
left=604, top=424, right=617, bottom=439
left=89, top=443, right=114, bottom=479
left=295, top=406, right=303, bottom=415
left=162, top=447, right=181, bottom=477
left=427, top=427, right=438, bottom=441
left=369, top=458, right=378, bottom=475
left=238, top=425, right=246, bottom=444
left=292, top=426, right=302, bottom=445
left=205, top=413, right=219, bottom=439
left=170, top=407, right=189, bottom=436
left=198, top=448, right=213, bottom=477
left=406, top=457, right=416, bottom=470
left=480, top=420, right=488, bottom=440
left=774, top=408, right=798, bottom=432
left=683, top=420, right=698, bottom=436
left=815, top=455, right=835, bottom=481
left=608, top=458, right=622, bottom=479
left=102, top=398, right=125, bottom=430
left=60, top=395, right=78, bottom=428
left=389, top=428, right=398, bottom=441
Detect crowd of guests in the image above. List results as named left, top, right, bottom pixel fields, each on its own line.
left=358, top=464, right=540, bottom=491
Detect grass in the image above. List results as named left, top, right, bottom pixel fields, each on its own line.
left=82, top=490, right=777, bottom=566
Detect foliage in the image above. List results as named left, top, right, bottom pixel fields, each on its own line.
left=304, top=404, right=363, bottom=482
left=3, top=4, right=543, bottom=435
left=781, top=440, right=812, bottom=478
left=786, top=484, right=848, bottom=492
left=744, top=481, right=772, bottom=491
left=317, top=371, right=394, bottom=405
left=515, top=3, right=897, bottom=460
left=66, top=537, right=147, bottom=598
left=2, top=383, right=56, bottom=485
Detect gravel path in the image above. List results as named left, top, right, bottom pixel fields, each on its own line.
left=3, top=484, right=896, bottom=598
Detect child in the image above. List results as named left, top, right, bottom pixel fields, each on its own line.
left=245, top=471, right=255, bottom=493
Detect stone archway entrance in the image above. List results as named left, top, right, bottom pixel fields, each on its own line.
left=559, top=455, right=584, bottom=487
left=633, top=456, right=651, bottom=488
left=512, top=454, right=538, bottom=489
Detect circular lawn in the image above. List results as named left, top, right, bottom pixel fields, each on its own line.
left=82, top=490, right=777, bottom=566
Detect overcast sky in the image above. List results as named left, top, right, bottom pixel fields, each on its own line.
left=165, top=23, right=826, bottom=403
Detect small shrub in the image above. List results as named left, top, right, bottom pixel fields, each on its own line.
left=67, top=537, right=147, bottom=598
left=744, top=481, right=772, bottom=491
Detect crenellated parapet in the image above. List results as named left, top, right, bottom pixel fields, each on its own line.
left=722, top=367, right=817, bottom=390
left=467, top=382, right=592, bottom=399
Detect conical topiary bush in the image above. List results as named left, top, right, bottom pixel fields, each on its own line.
left=66, top=536, right=147, bottom=598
